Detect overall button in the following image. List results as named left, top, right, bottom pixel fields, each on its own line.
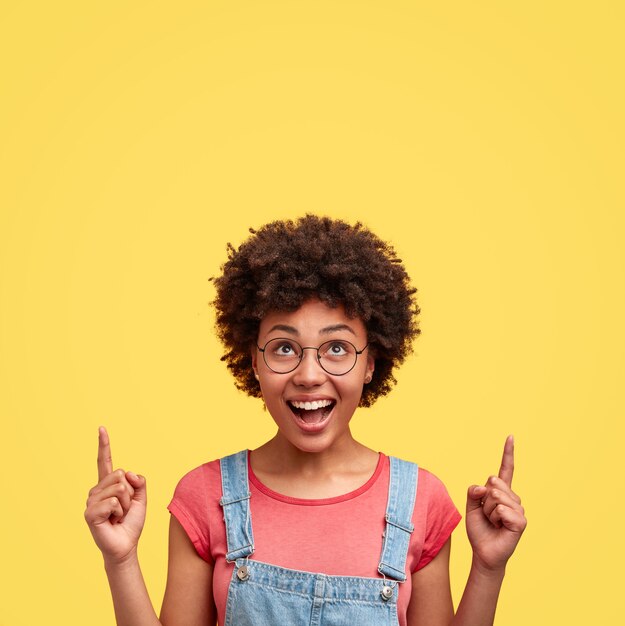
left=236, top=565, right=250, bottom=581
left=381, top=585, right=393, bottom=601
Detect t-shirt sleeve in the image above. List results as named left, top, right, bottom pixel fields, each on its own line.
left=167, top=464, right=214, bottom=564
left=415, top=469, right=462, bottom=570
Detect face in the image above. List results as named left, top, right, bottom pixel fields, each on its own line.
left=251, top=299, right=375, bottom=454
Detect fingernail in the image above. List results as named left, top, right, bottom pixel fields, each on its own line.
left=128, top=471, right=139, bottom=480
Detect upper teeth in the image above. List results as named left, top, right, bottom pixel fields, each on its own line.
left=291, top=399, right=333, bottom=411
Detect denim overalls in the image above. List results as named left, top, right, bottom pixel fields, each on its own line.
left=219, top=450, right=419, bottom=626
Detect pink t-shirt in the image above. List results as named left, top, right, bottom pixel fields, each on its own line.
left=168, top=452, right=461, bottom=626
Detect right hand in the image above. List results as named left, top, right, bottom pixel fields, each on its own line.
left=84, top=426, right=147, bottom=564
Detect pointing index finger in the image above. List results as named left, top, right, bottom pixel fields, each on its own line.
left=498, top=435, right=515, bottom=487
left=97, top=426, right=113, bottom=481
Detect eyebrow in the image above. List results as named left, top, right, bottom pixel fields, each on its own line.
left=266, top=323, right=356, bottom=336
left=320, top=324, right=356, bottom=336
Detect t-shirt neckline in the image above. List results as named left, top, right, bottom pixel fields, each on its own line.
left=247, top=451, right=386, bottom=506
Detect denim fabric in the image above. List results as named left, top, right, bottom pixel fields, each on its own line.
left=219, top=450, right=255, bottom=562
left=220, top=451, right=418, bottom=626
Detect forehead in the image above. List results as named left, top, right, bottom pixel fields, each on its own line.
left=258, top=299, right=366, bottom=338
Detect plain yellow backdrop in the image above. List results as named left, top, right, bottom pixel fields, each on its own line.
left=1, top=2, right=623, bottom=624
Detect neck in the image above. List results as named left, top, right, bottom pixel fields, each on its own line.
left=254, top=430, right=373, bottom=477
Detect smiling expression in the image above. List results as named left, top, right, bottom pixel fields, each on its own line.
left=251, top=299, right=375, bottom=454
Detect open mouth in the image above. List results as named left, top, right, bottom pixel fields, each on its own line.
left=288, top=399, right=336, bottom=425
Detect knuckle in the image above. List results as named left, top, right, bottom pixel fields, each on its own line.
left=115, top=468, right=125, bottom=479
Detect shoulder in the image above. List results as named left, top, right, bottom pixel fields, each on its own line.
left=167, top=458, right=224, bottom=564
left=171, top=450, right=251, bottom=502
left=168, top=458, right=224, bottom=527
left=417, top=466, right=452, bottom=497
left=414, top=466, right=460, bottom=519
left=172, top=458, right=222, bottom=498
left=386, top=458, right=461, bottom=531
left=386, top=456, right=452, bottom=498
left=383, top=456, right=461, bottom=571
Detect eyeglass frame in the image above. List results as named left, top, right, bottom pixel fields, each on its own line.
left=256, top=337, right=369, bottom=376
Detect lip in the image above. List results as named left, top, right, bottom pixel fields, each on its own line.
left=286, top=399, right=336, bottom=433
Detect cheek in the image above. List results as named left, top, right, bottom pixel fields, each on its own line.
left=337, top=379, right=365, bottom=402
left=257, top=374, right=285, bottom=400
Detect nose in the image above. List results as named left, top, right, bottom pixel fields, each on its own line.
left=292, top=347, right=327, bottom=387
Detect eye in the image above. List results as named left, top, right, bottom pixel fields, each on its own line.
left=320, top=341, right=352, bottom=359
left=267, top=339, right=300, bottom=357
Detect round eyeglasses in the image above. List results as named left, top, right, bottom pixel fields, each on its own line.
left=257, top=338, right=369, bottom=376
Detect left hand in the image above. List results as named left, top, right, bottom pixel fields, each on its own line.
left=466, top=435, right=527, bottom=572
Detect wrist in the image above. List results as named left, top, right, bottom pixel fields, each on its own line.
left=470, top=556, right=506, bottom=582
left=103, top=547, right=139, bottom=573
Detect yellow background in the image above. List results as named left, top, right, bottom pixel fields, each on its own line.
left=1, top=2, right=623, bottom=624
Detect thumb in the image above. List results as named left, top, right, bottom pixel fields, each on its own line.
left=126, top=471, right=147, bottom=505
left=466, top=484, right=486, bottom=513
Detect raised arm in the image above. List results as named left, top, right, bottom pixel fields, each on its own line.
left=453, top=435, right=527, bottom=626
left=84, top=427, right=216, bottom=626
left=408, top=436, right=526, bottom=626
left=84, top=426, right=160, bottom=626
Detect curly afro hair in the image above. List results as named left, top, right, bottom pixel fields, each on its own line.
left=211, top=214, right=420, bottom=407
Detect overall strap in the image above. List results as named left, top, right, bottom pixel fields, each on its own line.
left=378, top=456, right=419, bottom=582
left=219, top=450, right=255, bottom=562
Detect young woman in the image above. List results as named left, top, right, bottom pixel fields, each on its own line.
left=84, top=215, right=526, bottom=626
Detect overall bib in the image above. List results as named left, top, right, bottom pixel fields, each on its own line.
left=219, top=451, right=419, bottom=626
